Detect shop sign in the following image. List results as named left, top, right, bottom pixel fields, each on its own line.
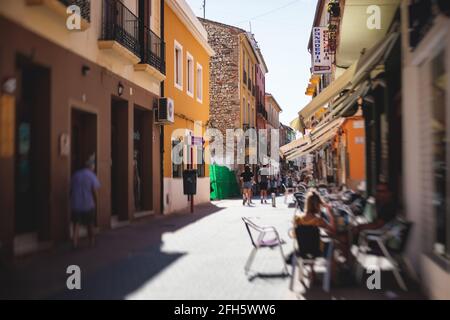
left=312, top=27, right=332, bottom=74
left=191, top=136, right=203, bottom=146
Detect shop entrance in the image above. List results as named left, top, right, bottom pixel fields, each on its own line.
left=133, top=107, right=153, bottom=213
left=14, top=57, right=50, bottom=242
left=71, top=109, right=97, bottom=175
left=111, top=98, right=129, bottom=221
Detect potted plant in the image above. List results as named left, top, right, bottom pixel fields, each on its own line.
left=328, top=0, right=340, bottom=18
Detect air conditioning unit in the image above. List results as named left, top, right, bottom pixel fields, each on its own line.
left=156, top=97, right=174, bottom=124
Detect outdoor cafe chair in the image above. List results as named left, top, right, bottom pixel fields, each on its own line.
left=355, top=217, right=413, bottom=291
left=242, top=217, right=289, bottom=275
left=293, top=192, right=306, bottom=213
left=289, top=225, right=334, bottom=293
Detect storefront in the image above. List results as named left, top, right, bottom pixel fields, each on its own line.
left=402, top=1, right=450, bottom=299
left=0, top=17, right=162, bottom=259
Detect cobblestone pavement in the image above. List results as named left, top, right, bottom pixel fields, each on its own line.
left=0, top=196, right=426, bottom=300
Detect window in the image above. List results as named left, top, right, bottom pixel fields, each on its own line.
left=197, top=145, right=205, bottom=177
left=243, top=51, right=247, bottom=86
left=430, top=48, right=449, bottom=259
left=247, top=102, right=251, bottom=126
left=172, top=139, right=183, bottom=178
left=196, top=63, right=203, bottom=103
left=243, top=97, right=246, bottom=125
left=174, top=40, right=183, bottom=90
left=186, top=52, right=194, bottom=97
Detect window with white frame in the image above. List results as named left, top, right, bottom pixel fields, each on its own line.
left=186, top=52, right=194, bottom=97
left=174, top=40, right=183, bottom=90
left=247, top=102, right=252, bottom=126
left=196, top=63, right=203, bottom=103
left=243, top=97, right=246, bottom=125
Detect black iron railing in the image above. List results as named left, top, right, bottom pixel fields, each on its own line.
left=59, top=0, right=91, bottom=22
left=257, top=104, right=267, bottom=119
left=142, top=25, right=166, bottom=74
left=101, top=0, right=140, bottom=57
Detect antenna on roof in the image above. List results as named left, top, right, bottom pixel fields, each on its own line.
left=202, top=0, right=206, bottom=19
left=249, top=21, right=252, bottom=32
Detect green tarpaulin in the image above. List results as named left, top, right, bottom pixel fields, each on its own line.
left=210, top=165, right=240, bottom=200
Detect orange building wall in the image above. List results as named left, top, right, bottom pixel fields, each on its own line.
left=343, top=116, right=365, bottom=188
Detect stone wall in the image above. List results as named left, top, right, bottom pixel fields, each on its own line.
left=200, top=19, right=242, bottom=136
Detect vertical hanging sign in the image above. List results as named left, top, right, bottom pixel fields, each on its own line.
left=312, top=27, right=332, bottom=74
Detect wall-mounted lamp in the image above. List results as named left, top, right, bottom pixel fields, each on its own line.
left=2, top=77, right=17, bottom=94
left=118, top=82, right=124, bottom=96
left=81, top=65, right=90, bottom=76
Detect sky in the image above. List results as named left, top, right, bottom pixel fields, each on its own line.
left=185, top=0, right=317, bottom=126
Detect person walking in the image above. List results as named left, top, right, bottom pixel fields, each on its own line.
left=240, top=165, right=254, bottom=206
left=70, top=156, right=100, bottom=249
left=258, top=164, right=269, bottom=204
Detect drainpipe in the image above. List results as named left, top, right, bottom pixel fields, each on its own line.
left=160, top=0, right=165, bottom=214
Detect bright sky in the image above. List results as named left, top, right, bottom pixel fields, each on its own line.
left=185, top=0, right=317, bottom=127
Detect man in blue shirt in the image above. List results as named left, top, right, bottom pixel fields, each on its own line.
left=70, top=156, right=100, bottom=249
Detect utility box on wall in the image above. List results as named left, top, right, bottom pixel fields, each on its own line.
left=183, top=170, right=197, bottom=195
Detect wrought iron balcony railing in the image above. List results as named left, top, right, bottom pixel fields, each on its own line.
left=142, top=25, right=166, bottom=74
left=257, top=104, right=267, bottom=119
left=101, top=0, right=140, bottom=57
left=59, top=0, right=91, bottom=22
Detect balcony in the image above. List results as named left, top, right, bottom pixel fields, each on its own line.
left=134, top=25, right=166, bottom=80
left=257, top=104, right=267, bottom=119
left=26, top=0, right=91, bottom=30
left=98, top=0, right=141, bottom=64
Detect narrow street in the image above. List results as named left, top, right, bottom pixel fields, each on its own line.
left=1, top=196, right=423, bottom=300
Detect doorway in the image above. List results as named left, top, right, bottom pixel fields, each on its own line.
left=133, top=106, right=153, bottom=213
left=14, top=57, right=50, bottom=243
left=71, top=109, right=97, bottom=176
left=111, top=98, right=129, bottom=222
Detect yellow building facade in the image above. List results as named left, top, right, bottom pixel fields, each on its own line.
left=240, top=34, right=258, bottom=129
left=163, top=0, right=214, bottom=214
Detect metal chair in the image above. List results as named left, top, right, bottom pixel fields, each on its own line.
left=293, top=192, right=305, bottom=213
left=242, top=217, right=289, bottom=275
left=355, top=217, right=413, bottom=291
left=289, top=225, right=334, bottom=292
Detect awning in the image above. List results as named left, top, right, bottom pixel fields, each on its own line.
left=293, top=29, right=400, bottom=131
left=285, top=118, right=345, bottom=160
left=280, top=135, right=309, bottom=156
left=352, top=30, right=399, bottom=88
left=286, top=128, right=338, bottom=161
left=315, top=81, right=371, bottom=127
left=298, top=62, right=357, bottom=121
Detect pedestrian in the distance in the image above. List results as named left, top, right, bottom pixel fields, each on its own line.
left=258, top=164, right=269, bottom=204
left=70, top=156, right=100, bottom=249
left=240, top=165, right=254, bottom=206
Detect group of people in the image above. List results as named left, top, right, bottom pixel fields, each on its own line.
left=239, top=164, right=286, bottom=206
left=290, top=181, right=397, bottom=279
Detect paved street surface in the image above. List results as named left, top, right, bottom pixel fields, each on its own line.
left=0, top=196, right=425, bottom=300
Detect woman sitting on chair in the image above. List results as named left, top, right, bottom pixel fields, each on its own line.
left=294, top=190, right=336, bottom=233
left=288, top=191, right=337, bottom=285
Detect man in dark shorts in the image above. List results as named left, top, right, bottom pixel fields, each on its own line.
left=258, top=164, right=269, bottom=204
left=70, top=156, right=100, bottom=249
left=240, top=165, right=254, bottom=206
